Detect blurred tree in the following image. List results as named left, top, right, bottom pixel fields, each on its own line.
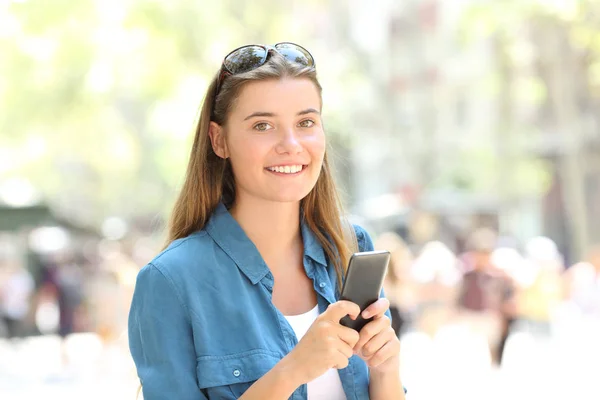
left=0, top=0, right=341, bottom=235
left=459, top=0, right=600, bottom=260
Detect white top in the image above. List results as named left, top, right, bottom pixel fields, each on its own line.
left=284, top=304, right=347, bottom=400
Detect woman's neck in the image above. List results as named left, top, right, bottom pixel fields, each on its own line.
left=230, top=197, right=303, bottom=271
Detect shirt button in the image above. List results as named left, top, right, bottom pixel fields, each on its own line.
left=233, top=369, right=241, bottom=377
left=319, top=282, right=326, bottom=288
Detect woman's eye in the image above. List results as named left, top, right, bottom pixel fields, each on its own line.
left=298, top=119, right=315, bottom=128
left=254, top=123, right=270, bottom=131
left=253, top=122, right=272, bottom=131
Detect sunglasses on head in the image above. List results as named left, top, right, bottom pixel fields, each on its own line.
left=215, top=42, right=315, bottom=94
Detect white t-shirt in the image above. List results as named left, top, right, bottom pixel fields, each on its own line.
left=284, top=304, right=347, bottom=400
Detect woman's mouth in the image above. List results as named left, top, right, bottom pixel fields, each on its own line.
left=265, top=164, right=307, bottom=175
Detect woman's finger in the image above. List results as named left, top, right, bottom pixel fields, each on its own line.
left=360, top=327, right=396, bottom=359
left=333, top=349, right=351, bottom=370
left=361, top=298, right=390, bottom=319
left=337, top=325, right=360, bottom=348
left=336, top=341, right=355, bottom=360
left=353, top=315, right=391, bottom=354
left=366, top=337, right=401, bottom=368
left=324, top=300, right=361, bottom=323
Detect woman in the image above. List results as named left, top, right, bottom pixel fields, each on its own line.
left=128, top=43, right=405, bottom=399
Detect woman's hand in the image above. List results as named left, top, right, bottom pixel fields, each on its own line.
left=285, top=301, right=361, bottom=385
left=352, top=298, right=401, bottom=373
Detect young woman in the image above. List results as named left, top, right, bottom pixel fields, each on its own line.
left=128, top=43, right=405, bottom=400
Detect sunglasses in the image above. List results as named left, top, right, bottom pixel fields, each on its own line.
left=215, top=42, right=315, bottom=94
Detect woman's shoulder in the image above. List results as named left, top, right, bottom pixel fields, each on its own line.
left=351, top=223, right=375, bottom=252
left=141, top=230, right=217, bottom=284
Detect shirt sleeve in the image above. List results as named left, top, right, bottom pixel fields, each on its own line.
left=128, top=263, right=207, bottom=400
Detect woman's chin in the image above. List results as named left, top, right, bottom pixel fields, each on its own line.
left=265, top=188, right=313, bottom=204
left=269, top=194, right=308, bottom=204
left=237, top=183, right=316, bottom=205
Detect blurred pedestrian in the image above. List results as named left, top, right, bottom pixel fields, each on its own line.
left=411, top=241, right=462, bottom=338
left=0, top=259, right=35, bottom=340
left=375, top=231, right=416, bottom=337
left=457, top=228, right=516, bottom=365
left=55, top=257, right=85, bottom=338
left=90, top=245, right=137, bottom=343
left=516, top=236, right=565, bottom=336
left=563, top=245, right=600, bottom=318
left=38, top=252, right=85, bottom=367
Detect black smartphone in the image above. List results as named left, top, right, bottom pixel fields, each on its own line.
left=339, top=250, right=390, bottom=332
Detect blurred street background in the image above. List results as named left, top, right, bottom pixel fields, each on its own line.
left=2, top=0, right=600, bottom=399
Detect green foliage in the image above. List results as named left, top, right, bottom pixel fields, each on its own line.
left=0, top=0, right=333, bottom=229
left=4, top=0, right=599, bottom=232
left=454, top=0, right=600, bottom=201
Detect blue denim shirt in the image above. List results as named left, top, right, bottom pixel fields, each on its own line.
left=128, top=202, right=392, bottom=399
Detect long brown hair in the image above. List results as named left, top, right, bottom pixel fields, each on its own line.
left=166, top=52, right=351, bottom=289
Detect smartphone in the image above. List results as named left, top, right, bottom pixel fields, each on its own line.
left=339, top=250, right=390, bottom=331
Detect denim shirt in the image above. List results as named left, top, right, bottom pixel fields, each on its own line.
left=128, top=202, right=392, bottom=399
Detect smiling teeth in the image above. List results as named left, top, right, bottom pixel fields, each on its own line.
left=268, top=165, right=303, bottom=173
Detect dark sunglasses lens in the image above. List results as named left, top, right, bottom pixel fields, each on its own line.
left=224, top=46, right=268, bottom=74
left=275, top=43, right=313, bottom=66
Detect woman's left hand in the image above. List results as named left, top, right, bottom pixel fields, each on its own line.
left=352, top=298, right=400, bottom=373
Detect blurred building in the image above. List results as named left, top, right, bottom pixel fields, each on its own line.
left=332, top=0, right=600, bottom=261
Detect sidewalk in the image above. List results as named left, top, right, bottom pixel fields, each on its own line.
left=1, top=323, right=599, bottom=400
left=0, top=333, right=139, bottom=400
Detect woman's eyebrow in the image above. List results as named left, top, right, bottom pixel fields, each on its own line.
left=243, top=108, right=320, bottom=121
left=244, top=111, right=275, bottom=121
left=297, top=108, right=320, bottom=116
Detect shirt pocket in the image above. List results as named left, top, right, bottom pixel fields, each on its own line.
left=196, top=349, right=282, bottom=399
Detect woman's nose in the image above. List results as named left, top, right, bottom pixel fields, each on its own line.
left=276, top=128, right=303, bottom=154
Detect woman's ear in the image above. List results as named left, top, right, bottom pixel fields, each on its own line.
left=208, top=122, right=229, bottom=159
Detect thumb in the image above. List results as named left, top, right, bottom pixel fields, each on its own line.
left=323, top=300, right=360, bottom=323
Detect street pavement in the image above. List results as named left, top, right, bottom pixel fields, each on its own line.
left=1, top=318, right=599, bottom=400
left=0, top=333, right=139, bottom=400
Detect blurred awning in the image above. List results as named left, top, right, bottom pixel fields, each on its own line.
left=0, top=202, right=99, bottom=237
left=0, top=203, right=55, bottom=231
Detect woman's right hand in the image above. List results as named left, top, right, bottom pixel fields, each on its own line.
left=285, top=301, right=361, bottom=385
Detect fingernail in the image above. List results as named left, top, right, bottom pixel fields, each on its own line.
left=362, top=311, right=370, bottom=318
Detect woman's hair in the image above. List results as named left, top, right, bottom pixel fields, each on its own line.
left=165, top=52, right=351, bottom=289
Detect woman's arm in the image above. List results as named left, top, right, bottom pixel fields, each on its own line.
left=369, top=357, right=406, bottom=400
left=128, top=264, right=206, bottom=400
left=355, top=303, right=406, bottom=399
left=237, top=353, right=302, bottom=399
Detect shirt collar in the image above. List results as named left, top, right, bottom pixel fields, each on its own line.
left=300, top=214, right=328, bottom=268
left=206, top=202, right=328, bottom=285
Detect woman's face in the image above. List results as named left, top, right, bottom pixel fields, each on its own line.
left=210, top=78, right=326, bottom=205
